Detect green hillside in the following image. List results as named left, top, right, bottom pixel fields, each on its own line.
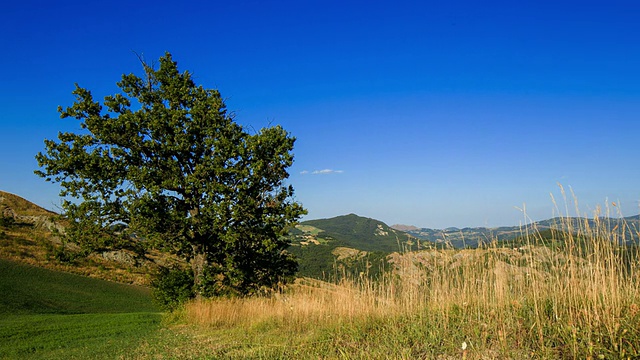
left=0, top=259, right=157, bottom=315
left=288, top=214, right=420, bottom=279
left=0, top=259, right=161, bottom=359
left=0, top=192, right=164, bottom=358
left=301, top=213, right=417, bottom=252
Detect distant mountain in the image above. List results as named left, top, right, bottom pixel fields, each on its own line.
left=300, top=214, right=420, bottom=252
left=404, top=216, right=640, bottom=248
left=289, top=212, right=640, bottom=279
left=288, top=214, right=427, bottom=279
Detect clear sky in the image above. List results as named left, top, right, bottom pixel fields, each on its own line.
left=1, top=1, right=639, bottom=228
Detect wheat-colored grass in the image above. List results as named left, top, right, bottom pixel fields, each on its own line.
left=183, top=189, right=640, bottom=358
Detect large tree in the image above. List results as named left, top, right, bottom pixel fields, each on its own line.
left=36, top=53, right=306, bottom=297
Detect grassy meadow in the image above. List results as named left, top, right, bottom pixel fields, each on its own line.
left=0, top=259, right=161, bottom=359
left=2, top=191, right=640, bottom=359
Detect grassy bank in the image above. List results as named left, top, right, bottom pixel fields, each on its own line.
left=0, top=259, right=161, bottom=359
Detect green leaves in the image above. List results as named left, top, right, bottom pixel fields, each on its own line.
left=36, top=52, right=306, bottom=298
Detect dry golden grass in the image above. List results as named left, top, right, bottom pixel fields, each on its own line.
left=182, top=188, right=640, bottom=358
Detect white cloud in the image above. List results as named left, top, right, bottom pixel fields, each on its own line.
left=300, top=169, right=344, bottom=175
left=312, top=169, right=344, bottom=175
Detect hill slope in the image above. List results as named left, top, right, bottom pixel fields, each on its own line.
left=0, top=190, right=157, bottom=285
left=0, top=190, right=61, bottom=231
left=0, top=258, right=158, bottom=315
left=0, top=191, right=56, bottom=217
left=288, top=214, right=424, bottom=279
left=300, top=213, right=419, bottom=252
left=0, top=258, right=161, bottom=359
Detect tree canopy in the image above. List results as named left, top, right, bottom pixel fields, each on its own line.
left=35, top=53, right=306, bottom=298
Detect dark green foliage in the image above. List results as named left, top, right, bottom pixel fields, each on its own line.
left=0, top=215, right=15, bottom=228
left=497, top=229, right=565, bottom=248
left=50, top=246, right=76, bottom=263
left=39, top=237, right=79, bottom=263
left=151, top=267, right=195, bottom=310
left=288, top=243, right=336, bottom=279
left=355, top=251, right=391, bottom=279
left=35, top=53, right=306, bottom=300
left=289, top=242, right=391, bottom=281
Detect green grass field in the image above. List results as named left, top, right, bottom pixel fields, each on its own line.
left=0, top=259, right=162, bottom=359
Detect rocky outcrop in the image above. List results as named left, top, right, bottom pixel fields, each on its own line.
left=0, top=191, right=64, bottom=233
left=390, top=224, right=419, bottom=232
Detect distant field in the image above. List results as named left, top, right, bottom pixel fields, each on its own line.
left=0, top=259, right=161, bottom=359
left=295, top=224, right=323, bottom=235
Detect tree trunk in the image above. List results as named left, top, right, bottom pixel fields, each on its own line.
left=189, top=205, right=205, bottom=297
left=191, top=244, right=206, bottom=298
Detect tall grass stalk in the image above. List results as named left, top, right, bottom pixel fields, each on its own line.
left=183, top=192, right=640, bottom=358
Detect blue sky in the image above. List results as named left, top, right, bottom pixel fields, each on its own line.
left=1, top=1, right=639, bottom=228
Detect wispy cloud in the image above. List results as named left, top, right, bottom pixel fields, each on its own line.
left=312, top=169, right=344, bottom=175
left=300, top=169, right=344, bottom=175
left=312, top=169, right=342, bottom=175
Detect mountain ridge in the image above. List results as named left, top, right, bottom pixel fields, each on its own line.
left=303, top=212, right=640, bottom=250
left=394, top=215, right=640, bottom=248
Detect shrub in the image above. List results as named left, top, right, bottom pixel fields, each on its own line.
left=151, top=267, right=195, bottom=311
